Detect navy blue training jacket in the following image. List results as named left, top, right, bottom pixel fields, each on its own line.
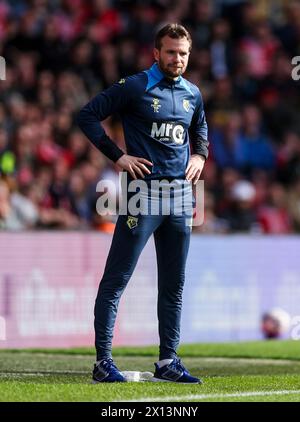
left=77, top=63, right=209, bottom=180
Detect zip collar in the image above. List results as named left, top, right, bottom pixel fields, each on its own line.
left=144, top=63, right=194, bottom=96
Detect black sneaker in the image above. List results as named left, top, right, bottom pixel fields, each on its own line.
left=152, top=358, right=202, bottom=384
left=92, top=358, right=126, bottom=383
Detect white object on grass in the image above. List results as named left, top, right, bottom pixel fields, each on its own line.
left=121, top=371, right=154, bottom=382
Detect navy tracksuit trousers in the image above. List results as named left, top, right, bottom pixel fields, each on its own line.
left=94, top=181, right=193, bottom=361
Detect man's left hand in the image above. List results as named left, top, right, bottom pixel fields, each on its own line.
left=185, top=154, right=205, bottom=184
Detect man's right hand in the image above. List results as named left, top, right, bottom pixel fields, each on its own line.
left=116, top=154, right=153, bottom=179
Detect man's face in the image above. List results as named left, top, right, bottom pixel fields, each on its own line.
left=154, top=35, right=191, bottom=79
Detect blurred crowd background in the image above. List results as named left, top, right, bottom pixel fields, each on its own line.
left=0, top=0, right=300, bottom=233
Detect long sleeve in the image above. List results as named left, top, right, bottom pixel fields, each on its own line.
left=77, top=81, right=130, bottom=162
left=189, top=93, right=209, bottom=160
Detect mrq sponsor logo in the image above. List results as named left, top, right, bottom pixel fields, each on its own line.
left=95, top=172, right=204, bottom=227
left=151, top=122, right=184, bottom=145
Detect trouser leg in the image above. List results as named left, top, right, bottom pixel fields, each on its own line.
left=94, top=213, right=161, bottom=360
left=154, top=213, right=191, bottom=360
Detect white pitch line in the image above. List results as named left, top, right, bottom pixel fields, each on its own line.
left=0, top=370, right=87, bottom=376
left=123, top=390, right=300, bottom=402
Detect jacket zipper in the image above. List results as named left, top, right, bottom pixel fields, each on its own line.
left=171, top=85, right=176, bottom=116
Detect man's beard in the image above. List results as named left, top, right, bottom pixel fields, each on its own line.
left=158, top=59, right=185, bottom=78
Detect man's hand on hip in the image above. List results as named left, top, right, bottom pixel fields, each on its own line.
left=116, top=154, right=153, bottom=179
left=186, top=154, right=205, bottom=184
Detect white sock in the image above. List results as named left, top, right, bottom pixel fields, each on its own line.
left=157, top=359, right=173, bottom=368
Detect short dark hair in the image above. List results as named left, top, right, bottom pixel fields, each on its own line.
left=155, top=23, right=192, bottom=51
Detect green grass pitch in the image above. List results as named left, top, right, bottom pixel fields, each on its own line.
left=0, top=340, right=300, bottom=402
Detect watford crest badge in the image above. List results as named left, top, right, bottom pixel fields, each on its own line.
left=127, top=216, right=138, bottom=229
left=183, top=99, right=190, bottom=112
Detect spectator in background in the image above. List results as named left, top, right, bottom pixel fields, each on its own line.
left=185, top=0, right=215, bottom=48
left=0, top=0, right=299, bottom=233
left=276, top=0, right=300, bottom=57
left=193, top=189, right=227, bottom=234
left=238, top=104, right=275, bottom=174
left=0, top=178, right=38, bottom=229
left=210, top=111, right=243, bottom=170
left=207, top=76, right=239, bottom=124
left=258, top=51, right=299, bottom=141
left=214, top=167, right=240, bottom=216
left=210, top=17, right=234, bottom=79
left=288, top=178, right=300, bottom=232
left=277, top=131, right=300, bottom=185
left=237, top=18, right=280, bottom=79
left=68, top=170, right=92, bottom=224
left=257, top=182, right=292, bottom=233
left=219, top=179, right=259, bottom=233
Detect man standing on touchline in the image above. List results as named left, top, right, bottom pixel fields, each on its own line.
left=78, top=23, right=209, bottom=383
